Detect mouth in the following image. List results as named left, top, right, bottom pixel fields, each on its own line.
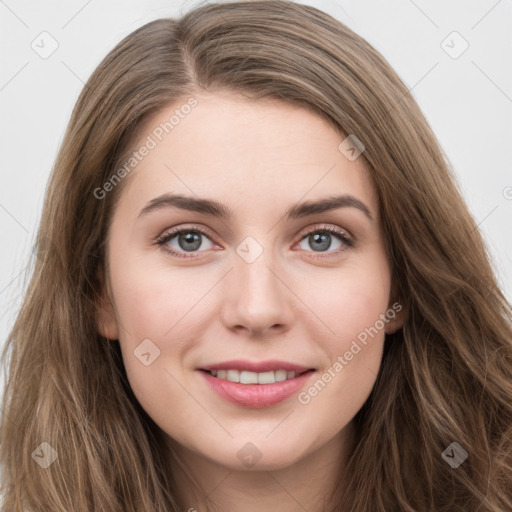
left=197, top=363, right=317, bottom=408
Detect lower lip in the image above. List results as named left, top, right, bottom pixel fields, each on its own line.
left=199, top=370, right=315, bottom=408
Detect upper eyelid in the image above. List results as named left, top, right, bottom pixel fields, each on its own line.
left=158, top=224, right=217, bottom=242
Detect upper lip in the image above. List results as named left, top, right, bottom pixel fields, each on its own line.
left=200, top=359, right=314, bottom=373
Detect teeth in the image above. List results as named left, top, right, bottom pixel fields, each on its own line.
left=275, top=370, right=287, bottom=382
left=257, top=371, right=275, bottom=384
left=240, top=371, right=259, bottom=384
left=226, top=369, right=239, bottom=382
left=209, top=369, right=301, bottom=384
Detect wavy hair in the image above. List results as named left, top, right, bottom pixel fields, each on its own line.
left=1, top=1, right=511, bottom=510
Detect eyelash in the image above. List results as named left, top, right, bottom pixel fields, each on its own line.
left=154, top=223, right=354, bottom=260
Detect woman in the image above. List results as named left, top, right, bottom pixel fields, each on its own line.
left=1, top=1, right=511, bottom=510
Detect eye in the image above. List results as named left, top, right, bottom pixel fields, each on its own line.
left=295, top=224, right=354, bottom=257
left=155, top=225, right=217, bottom=259
left=154, top=223, right=354, bottom=260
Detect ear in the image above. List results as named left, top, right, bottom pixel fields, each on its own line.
left=385, top=278, right=407, bottom=334
left=95, top=264, right=119, bottom=340
left=384, top=299, right=407, bottom=335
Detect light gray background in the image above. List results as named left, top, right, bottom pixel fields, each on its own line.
left=1, top=0, right=511, bottom=400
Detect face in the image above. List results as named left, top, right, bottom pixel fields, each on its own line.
left=97, top=90, right=404, bottom=471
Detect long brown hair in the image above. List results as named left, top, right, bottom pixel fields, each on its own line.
left=1, top=1, right=511, bottom=510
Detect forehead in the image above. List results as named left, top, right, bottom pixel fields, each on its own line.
left=116, top=91, right=377, bottom=219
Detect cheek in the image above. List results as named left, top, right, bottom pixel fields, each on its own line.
left=293, top=257, right=391, bottom=427
left=108, top=256, right=214, bottom=411
left=295, top=254, right=391, bottom=343
left=109, top=255, right=210, bottom=342
left=109, top=268, right=196, bottom=428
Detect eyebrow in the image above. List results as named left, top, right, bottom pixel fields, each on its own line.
left=137, top=193, right=373, bottom=222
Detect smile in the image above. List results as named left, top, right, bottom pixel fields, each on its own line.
left=199, top=368, right=316, bottom=408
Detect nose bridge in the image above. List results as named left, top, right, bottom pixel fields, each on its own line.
left=239, top=247, right=280, bottom=297
left=221, top=234, right=293, bottom=333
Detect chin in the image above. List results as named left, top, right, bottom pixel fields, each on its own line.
left=207, top=439, right=308, bottom=472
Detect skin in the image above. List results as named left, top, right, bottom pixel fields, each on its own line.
left=96, top=90, right=406, bottom=511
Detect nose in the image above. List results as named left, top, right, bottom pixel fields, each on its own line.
left=220, top=247, right=294, bottom=337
